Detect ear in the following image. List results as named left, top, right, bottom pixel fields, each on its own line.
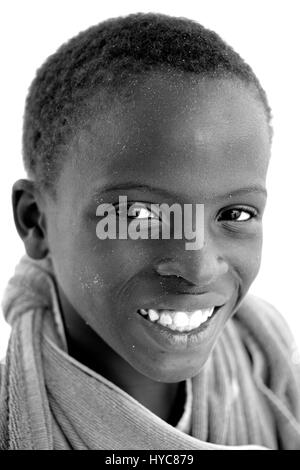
left=12, top=179, right=49, bottom=260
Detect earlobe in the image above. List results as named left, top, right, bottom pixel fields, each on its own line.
left=12, top=179, right=49, bottom=260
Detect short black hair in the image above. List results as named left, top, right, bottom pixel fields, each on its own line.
left=23, top=12, right=272, bottom=195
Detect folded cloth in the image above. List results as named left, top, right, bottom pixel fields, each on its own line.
left=1, top=255, right=300, bottom=450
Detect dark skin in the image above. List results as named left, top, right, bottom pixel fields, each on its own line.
left=12, top=73, right=270, bottom=425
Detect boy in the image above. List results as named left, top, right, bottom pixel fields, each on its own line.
left=1, top=12, right=300, bottom=450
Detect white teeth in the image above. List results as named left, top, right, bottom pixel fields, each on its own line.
left=139, top=308, right=148, bottom=316
left=205, top=307, right=215, bottom=318
left=139, top=306, right=216, bottom=332
left=173, top=311, right=190, bottom=328
left=189, top=311, right=203, bottom=329
left=157, top=312, right=173, bottom=327
left=148, top=309, right=160, bottom=322
left=201, top=310, right=209, bottom=323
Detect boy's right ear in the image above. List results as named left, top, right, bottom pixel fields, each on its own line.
left=12, top=179, right=49, bottom=260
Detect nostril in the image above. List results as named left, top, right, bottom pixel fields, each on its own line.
left=157, top=275, right=210, bottom=295
left=155, top=259, right=182, bottom=277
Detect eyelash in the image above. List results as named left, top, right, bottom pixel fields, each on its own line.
left=115, top=202, right=160, bottom=220
left=216, top=206, right=258, bottom=223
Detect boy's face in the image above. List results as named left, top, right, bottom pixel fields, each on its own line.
left=43, top=74, right=270, bottom=382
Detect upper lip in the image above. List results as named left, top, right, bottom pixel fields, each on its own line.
left=138, top=293, right=227, bottom=312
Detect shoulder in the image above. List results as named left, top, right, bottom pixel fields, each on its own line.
left=236, top=293, right=298, bottom=353
left=234, top=293, right=300, bottom=395
left=0, top=357, right=7, bottom=450
left=0, top=357, right=5, bottom=390
left=235, top=295, right=300, bottom=447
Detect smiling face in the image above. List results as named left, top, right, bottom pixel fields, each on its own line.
left=43, top=72, right=270, bottom=383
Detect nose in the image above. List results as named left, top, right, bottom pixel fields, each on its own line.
left=154, top=240, right=229, bottom=289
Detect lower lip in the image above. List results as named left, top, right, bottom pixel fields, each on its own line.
left=137, top=306, right=224, bottom=351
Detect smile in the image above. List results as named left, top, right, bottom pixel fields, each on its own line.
left=137, top=307, right=216, bottom=333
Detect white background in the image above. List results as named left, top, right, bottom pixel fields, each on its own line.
left=0, top=0, right=299, bottom=358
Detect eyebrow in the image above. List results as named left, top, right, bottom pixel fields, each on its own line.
left=92, top=182, right=267, bottom=202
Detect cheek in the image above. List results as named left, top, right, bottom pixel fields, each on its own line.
left=229, top=235, right=263, bottom=286
left=49, top=220, right=151, bottom=310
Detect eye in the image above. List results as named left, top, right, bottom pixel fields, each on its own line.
left=128, top=204, right=159, bottom=220
left=217, top=206, right=258, bottom=222
left=116, top=202, right=161, bottom=221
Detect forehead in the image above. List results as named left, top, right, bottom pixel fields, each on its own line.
left=58, top=73, right=270, bottom=204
